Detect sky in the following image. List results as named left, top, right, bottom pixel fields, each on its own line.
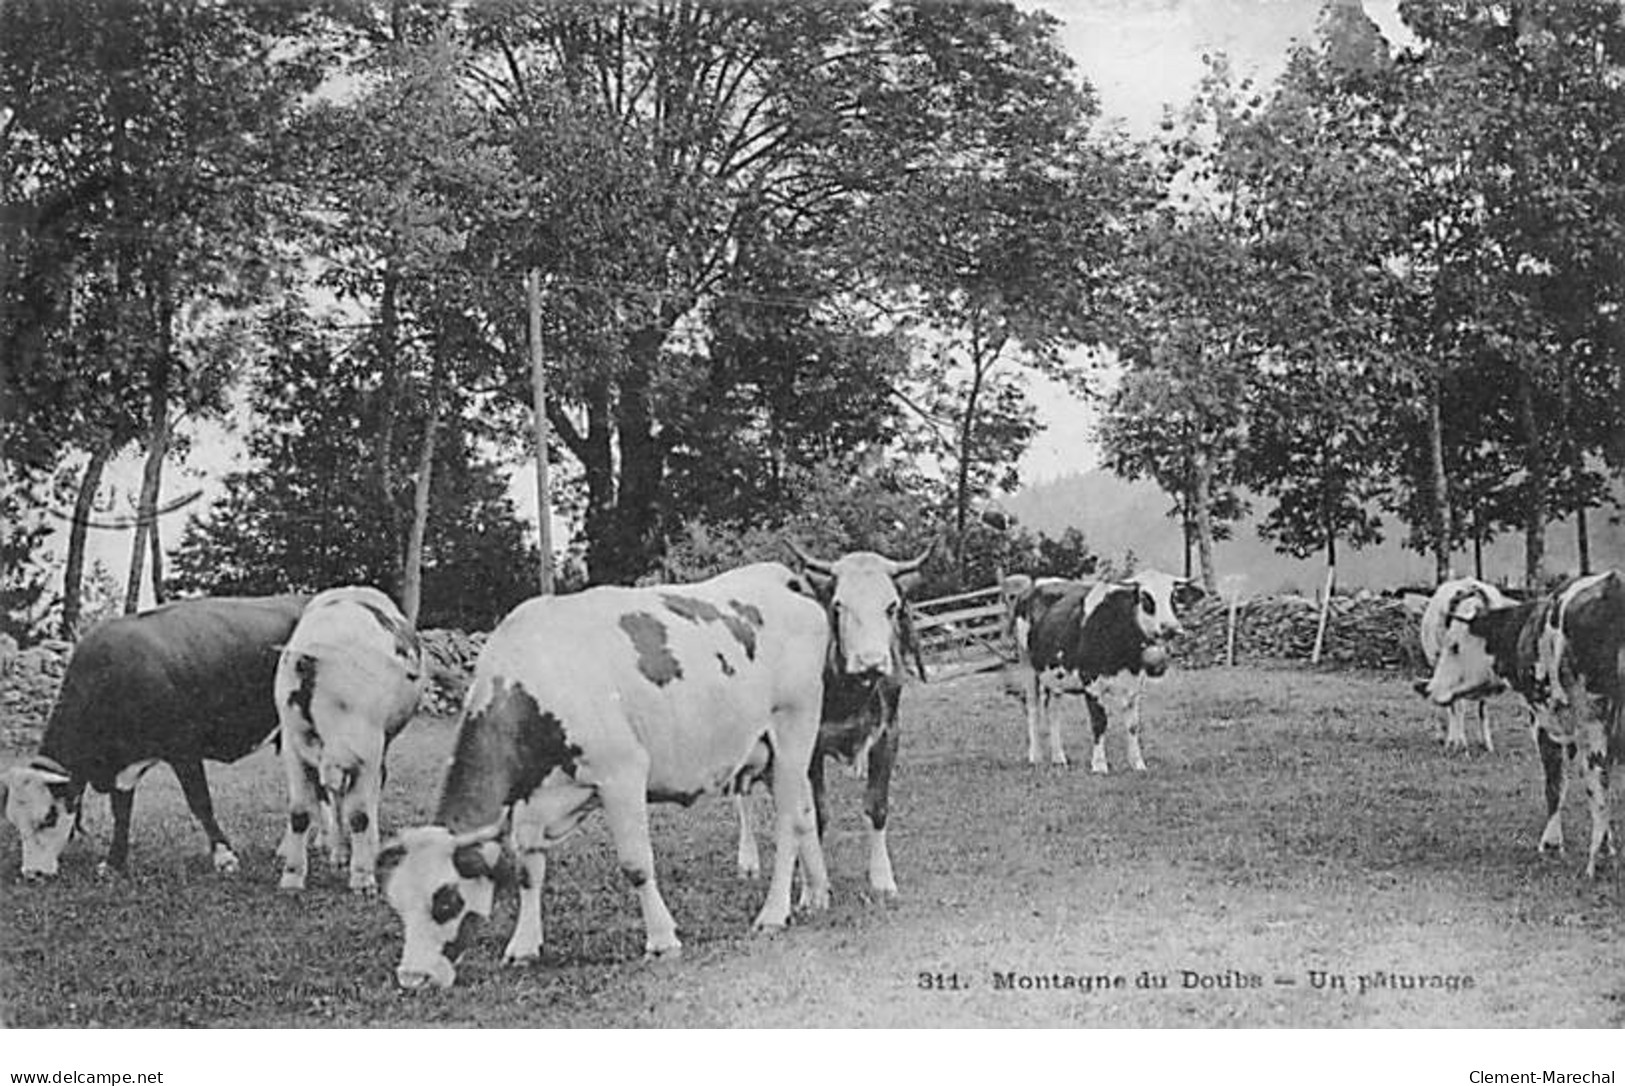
left=57, top=1, right=1415, bottom=604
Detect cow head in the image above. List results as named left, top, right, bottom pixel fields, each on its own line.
left=1414, top=599, right=1515, bottom=706
left=1119, top=569, right=1204, bottom=642
left=788, top=543, right=927, bottom=681
left=2, top=758, right=80, bottom=880
left=380, top=820, right=505, bottom=989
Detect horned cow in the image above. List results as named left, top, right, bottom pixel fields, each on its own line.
left=379, top=562, right=831, bottom=989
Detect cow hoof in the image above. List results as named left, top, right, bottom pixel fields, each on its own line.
left=502, top=948, right=540, bottom=968
left=752, top=917, right=788, bottom=937
left=1130, top=761, right=1148, bottom=773
left=736, top=862, right=761, bottom=881
left=349, top=879, right=378, bottom=897
left=643, top=943, right=683, bottom=962
left=95, top=861, right=125, bottom=879
left=279, top=873, right=307, bottom=892
left=213, top=849, right=240, bottom=875
left=797, top=886, right=831, bottom=912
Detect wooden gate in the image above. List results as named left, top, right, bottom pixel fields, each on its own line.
left=908, top=583, right=1015, bottom=682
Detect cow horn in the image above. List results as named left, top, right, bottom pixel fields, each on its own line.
left=450, top=816, right=507, bottom=850
left=890, top=549, right=930, bottom=578
left=785, top=540, right=834, bottom=576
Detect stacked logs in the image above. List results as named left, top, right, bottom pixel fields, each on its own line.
left=0, top=635, right=72, bottom=750
left=1171, top=594, right=1426, bottom=672
left=418, top=628, right=488, bottom=715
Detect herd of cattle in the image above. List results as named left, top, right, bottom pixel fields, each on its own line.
left=1, top=552, right=1622, bottom=989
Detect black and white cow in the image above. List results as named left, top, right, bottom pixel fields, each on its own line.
left=1415, top=577, right=1512, bottom=753
left=1417, top=569, right=1625, bottom=877
left=378, top=562, right=831, bottom=989
left=1, top=595, right=307, bottom=879
left=1005, top=570, right=1204, bottom=772
left=274, top=586, right=424, bottom=894
left=731, top=546, right=926, bottom=899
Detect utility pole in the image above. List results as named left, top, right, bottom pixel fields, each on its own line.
left=528, top=269, right=555, bottom=594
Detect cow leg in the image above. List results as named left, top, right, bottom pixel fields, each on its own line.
left=341, top=768, right=383, bottom=895
left=502, top=789, right=593, bottom=966
left=734, top=794, right=761, bottom=879
left=277, top=757, right=321, bottom=891
left=796, top=752, right=832, bottom=910
left=1477, top=701, right=1495, bottom=754
left=101, top=787, right=136, bottom=875
left=1024, top=669, right=1045, bottom=765
left=1578, top=709, right=1614, bottom=879
left=1086, top=693, right=1110, bottom=774
left=596, top=767, right=681, bottom=958
left=171, top=761, right=237, bottom=874
left=759, top=711, right=830, bottom=928
left=863, top=724, right=899, bottom=897
left=1536, top=725, right=1566, bottom=854
left=1046, top=688, right=1069, bottom=767
left=1443, top=700, right=1469, bottom=754
left=1124, top=674, right=1148, bottom=772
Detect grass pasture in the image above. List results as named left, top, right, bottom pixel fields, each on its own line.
left=4, top=664, right=1624, bottom=1027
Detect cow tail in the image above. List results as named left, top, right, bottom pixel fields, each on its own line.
left=1612, top=643, right=1625, bottom=767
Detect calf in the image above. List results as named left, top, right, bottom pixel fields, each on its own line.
left=2, top=595, right=307, bottom=879
left=378, top=563, right=831, bottom=988
left=1416, top=578, right=1512, bottom=753
left=733, top=547, right=926, bottom=899
left=274, top=586, right=424, bottom=894
left=1417, top=570, right=1625, bottom=876
left=1006, top=570, right=1203, bottom=772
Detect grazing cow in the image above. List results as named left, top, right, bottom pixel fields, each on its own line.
left=1417, top=570, right=1625, bottom=877
left=274, top=586, right=424, bottom=894
left=732, top=546, right=926, bottom=899
left=1005, top=570, right=1204, bottom=772
left=378, top=563, right=831, bottom=989
left=1, top=595, right=307, bottom=879
left=1416, top=578, right=1512, bottom=753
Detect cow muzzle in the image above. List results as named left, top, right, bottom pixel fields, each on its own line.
left=396, top=958, right=456, bottom=990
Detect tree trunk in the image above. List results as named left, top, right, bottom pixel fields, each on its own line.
left=124, top=366, right=170, bottom=614
left=147, top=515, right=165, bottom=605
left=124, top=277, right=173, bottom=614
left=1576, top=504, right=1590, bottom=576
left=374, top=268, right=405, bottom=590
left=1515, top=362, right=1547, bottom=588
left=955, top=358, right=987, bottom=584
left=1426, top=371, right=1452, bottom=584
left=399, top=400, right=442, bottom=626
left=61, top=444, right=113, bottom=638
left=1190, top=449, right=1218, bottom=594
left=612, top=349, right=665, bottom=585
left=579, top=379, right=618, bottom=585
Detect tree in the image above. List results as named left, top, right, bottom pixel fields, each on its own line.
left=169, top=307, right=537, bottom=631
left=463, top=0, right=1125, bottom=583
left=0, top=0, right=331, bottom=618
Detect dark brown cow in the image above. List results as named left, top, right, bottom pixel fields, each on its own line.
left=2, top=595, right=307, bottom=878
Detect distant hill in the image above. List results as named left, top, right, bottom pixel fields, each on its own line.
left=1002, top=469, right=1625, bottom=593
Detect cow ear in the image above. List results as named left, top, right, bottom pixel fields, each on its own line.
left=452, top=840, right=502, bottom=880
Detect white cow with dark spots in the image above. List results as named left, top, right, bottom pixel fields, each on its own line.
left=379, top=562, right=831, bottom=989
left=1415, top=578, right=1511, bottom=753
left=1417, top=569, right=1625, bottom=876
left=273, top=586, right=423, bottom=894
left=1004, top=569, right=1203, bottom=771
